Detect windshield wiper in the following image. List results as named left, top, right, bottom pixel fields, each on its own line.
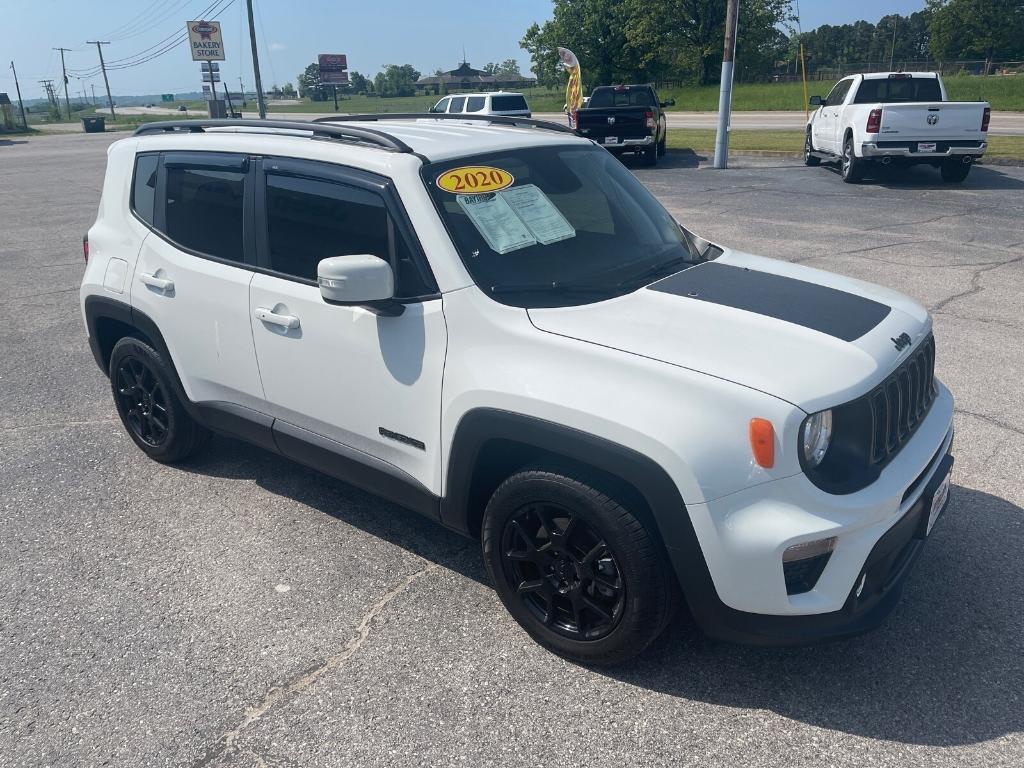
left=617, top=255, right=697, bottom=289
left=488, top=282, right=611, bottom=296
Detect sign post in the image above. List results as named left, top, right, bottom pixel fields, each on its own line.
left=318, top=54, right=348, bottom=111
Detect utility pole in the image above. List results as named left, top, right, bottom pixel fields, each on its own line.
left=87, top=41, right=116, bottom=121
left=91, top=83, right=97, bottom=105
left=10, top=61, right=28, bottom=129
left=39, top=80, right=57, bottom=109
left=889, top=18, right=898, bottom=71
left=245, top=0, right=267, bottom=118
left=54, top=47, right=73, bottom=120
left=238, top=76, right=246, bottom=107
left=713, top=0, right=740, bottom=169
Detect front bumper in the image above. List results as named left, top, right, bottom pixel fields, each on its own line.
left=861, top=140, right=986, bottom=159
left=670, top=381, right=955, bottom=645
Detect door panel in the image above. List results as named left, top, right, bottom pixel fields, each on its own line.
left=249, top=275, right=447, bottom=493
left=132, top=234, right=263, bottom=407
left=130, top=152, right=264, bottom=409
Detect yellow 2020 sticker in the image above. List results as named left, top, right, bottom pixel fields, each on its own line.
left=436, top=166, right=514, bottom=194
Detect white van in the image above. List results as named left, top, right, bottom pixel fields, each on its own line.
left=429, top=91, right=530, bottom=118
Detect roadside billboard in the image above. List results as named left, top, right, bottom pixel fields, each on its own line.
left=188, top=20, right=225, bottom=61
left=318, top=54, right=349, bottom=85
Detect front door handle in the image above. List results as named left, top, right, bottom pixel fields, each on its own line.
left=254, top=306, right=300, bottom=330
left=139, top=272, right=174, bottom=292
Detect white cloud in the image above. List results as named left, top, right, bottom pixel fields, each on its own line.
left=269, top=42, right=286, bottom=51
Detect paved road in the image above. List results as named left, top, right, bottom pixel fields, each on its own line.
left=2, top=131, right=1022, bottom=767
left=93, top=105, right=1024, bottom=135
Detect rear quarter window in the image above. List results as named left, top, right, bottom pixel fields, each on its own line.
left=131, top=154, right=159, bottom=226
left=491, top=95, right=528, bottom=111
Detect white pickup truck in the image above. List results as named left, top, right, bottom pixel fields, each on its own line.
left=805, top=72, right=990, bottom=183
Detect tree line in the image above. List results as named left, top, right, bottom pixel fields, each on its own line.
left=519, top=0, right=1024, bottom=88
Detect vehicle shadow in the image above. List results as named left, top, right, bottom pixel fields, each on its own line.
left=180, top=439, right=1022, bottom=747
left=0, top=139, right=30, bottom=147
left=822, top=160, right=1024, bottom=191
left=619, top=149, right=704, bottom=170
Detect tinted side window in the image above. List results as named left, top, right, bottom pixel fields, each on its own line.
left=132, top=155, right=159, bottom=226
left=448, top=96, right=466, bottom=113
left=825, top=79, right=853, bottom=107
left=466, top=96, right=486, bottom=112
left=264, top=175, right=433, bottom=297
left=491, top=95, right=528, bottom=111
left=164, top=165, right=246, bottom=262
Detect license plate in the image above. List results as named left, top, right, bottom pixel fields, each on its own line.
left=927, top=470, right=951, bottom=535
left=918, top=142, right=937, bottom=152
left=604, top=136, right=619, bottom=145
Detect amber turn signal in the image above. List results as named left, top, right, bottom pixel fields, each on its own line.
left=749, top=418, right=775, bottom=468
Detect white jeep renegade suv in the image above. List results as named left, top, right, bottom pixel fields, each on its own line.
left=80, top=115, right=954, bottom=664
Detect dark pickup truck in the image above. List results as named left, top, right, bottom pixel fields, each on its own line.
left=573, top=84, right=674, bottom=165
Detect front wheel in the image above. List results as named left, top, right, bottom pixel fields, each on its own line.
left=482, top=467, right=676, bottom=665
left=804, top=130, right=820, bottom=166
left=841, top=135, right=863, bottom=183
left=940, top=158, right=972, bottom=183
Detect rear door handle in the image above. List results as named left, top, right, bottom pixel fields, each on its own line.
left=254, top=306, right=300, bottom=330
left=139, top=272, right=174, bottom=292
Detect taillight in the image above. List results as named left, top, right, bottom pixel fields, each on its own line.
left=645, top=110, right=655, bottom=129
left=981, top=107, right=991, bottom=132
left=83, top=234, right=89, bottom=262
left=866, top=108, right=882, bottom=134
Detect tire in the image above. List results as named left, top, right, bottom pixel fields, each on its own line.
left=481, top=466, right=676, bottom=665
left=641, top=142, right=658, bottom=166
left=940, top=158, right=972, bottom=183
left=657, top=134, right=667, bottom=157
left=804, top=129, right=820, bottom=166
left=108, top=336, right=210, bottom=463
left=841, top=134, right=863, bottom=183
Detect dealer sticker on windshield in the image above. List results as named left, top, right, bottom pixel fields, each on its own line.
left=436, top=166, right=514, bottom=194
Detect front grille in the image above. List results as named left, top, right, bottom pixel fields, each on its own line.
left=868, top=335, right=936, bottom=466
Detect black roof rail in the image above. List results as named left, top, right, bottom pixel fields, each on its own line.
left=311, top=112, right=577, bottom=135
left=133, top=119, right=414, bottom=153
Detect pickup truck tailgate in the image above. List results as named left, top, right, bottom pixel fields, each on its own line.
left=577, top=107, right=647, bottom=137
left=880, top=102, right=987, bottom=140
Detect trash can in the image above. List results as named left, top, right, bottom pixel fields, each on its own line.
left=81, top=116, right=106, bottom=133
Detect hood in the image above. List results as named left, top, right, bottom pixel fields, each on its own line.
left=527, top=250, right=931, bottom=413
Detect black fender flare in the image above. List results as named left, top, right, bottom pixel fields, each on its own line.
left=440, top=408, right=723, bottom=623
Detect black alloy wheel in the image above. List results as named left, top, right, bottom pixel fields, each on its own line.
left=108, top=336, right=209, bottom=463
left=115, top=356, right=170, bottom=447
left=500, top=502, right=625, bottom=641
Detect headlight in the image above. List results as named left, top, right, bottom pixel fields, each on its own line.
left=801, top=409, right=833, bottom=468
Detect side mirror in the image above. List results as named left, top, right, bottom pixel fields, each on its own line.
left=809, top=95, right=823, bottom=107
left=661, top=98, right=675, bottom=107
left=317, top=254, right=403, bottom=315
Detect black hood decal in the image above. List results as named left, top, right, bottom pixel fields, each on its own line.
left=649, top=263, right=891, bottom=342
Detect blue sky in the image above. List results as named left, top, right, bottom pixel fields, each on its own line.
left=2, top=0, right=926, bottom=100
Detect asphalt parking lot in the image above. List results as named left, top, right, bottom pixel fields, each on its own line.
left=2, top=131, right=1022, bottom=767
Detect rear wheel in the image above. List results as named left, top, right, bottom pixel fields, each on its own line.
left=804, top=130, right=820, bottom=166
left=657, top=134, right=667, bottom=157
left=109, top=337, right=209, bottom=463
left=841, top=134, right=863, bottom=183
left=940, top=158, right=972, bottom=183
left=482, top=466, right=675, bottom=665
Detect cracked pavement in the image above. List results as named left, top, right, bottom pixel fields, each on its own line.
left=2, top=133, right=1022, bottom=767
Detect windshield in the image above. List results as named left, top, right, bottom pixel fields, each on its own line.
left=424, top=145, right=705, bottom=308
left=853, top=77, right=942, bottom=103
